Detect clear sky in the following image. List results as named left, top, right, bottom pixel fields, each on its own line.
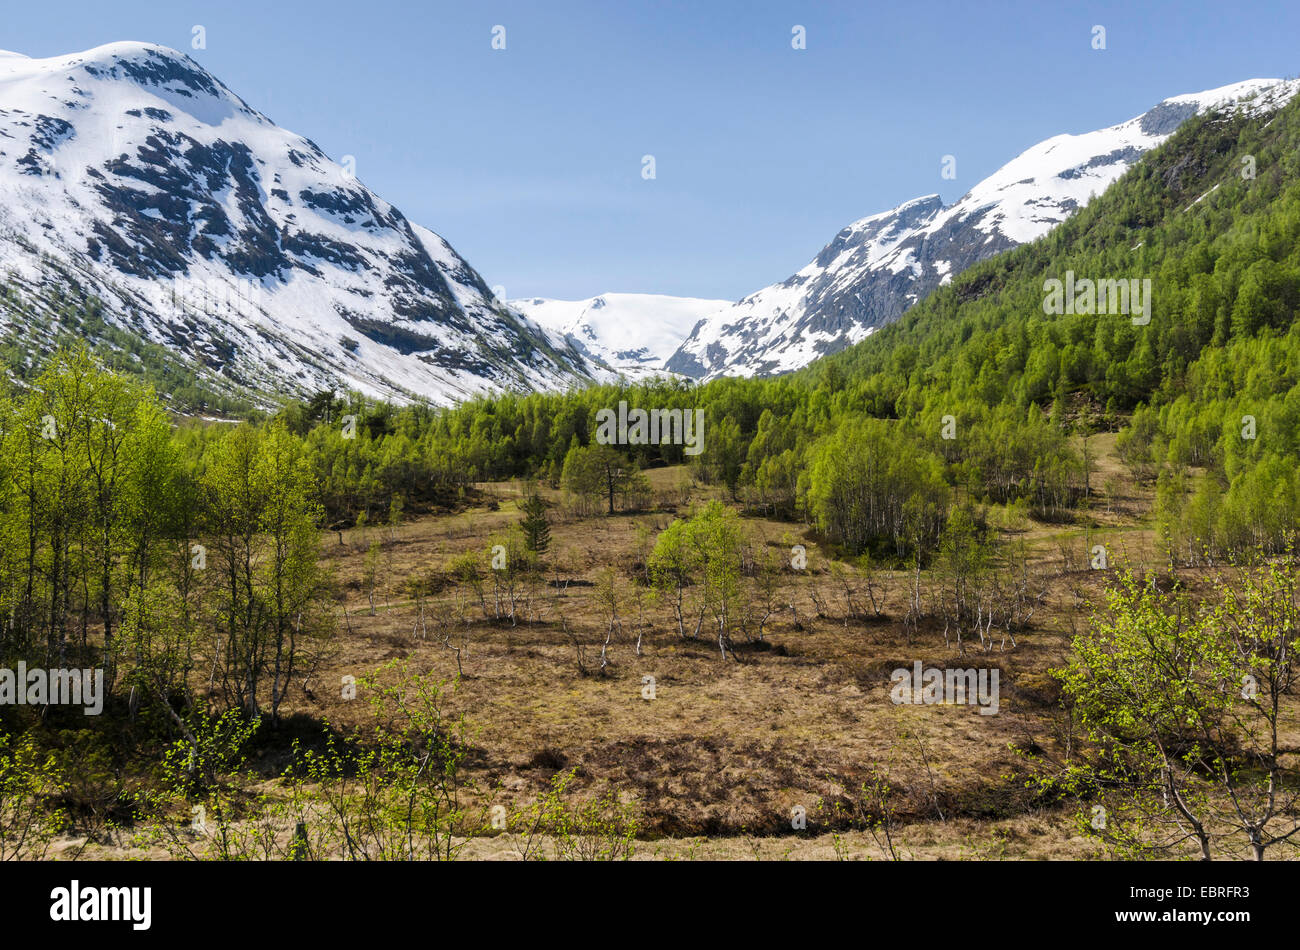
left=4, top=0, right=1298, bottom=301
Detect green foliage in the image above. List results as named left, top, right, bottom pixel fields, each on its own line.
left=128, top=709, right=261, bottom=860
left=507, top=768, right=639, bottom=861
left=0, top=348, right=333, bottom=735
left=283, top=660, right=483, bottom=861
left=518, top=492, right=551, bottom=555
left=0, top=729, right=67, bottom=859
left=806, top=417, right=948, bottom=557
left=1045, top=562, right=1300, bottom=859
left=649, top=501, right=750, bottom=654
left=806, top=92, right=1300, bottom=558
left=128, top=662, right=485, bottom=861
left=200, top=422, right=334, bottom=721
left=562, top=442, right=649, bottom=515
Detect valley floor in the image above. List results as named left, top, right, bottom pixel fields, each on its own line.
left=42, top=437, right=1292, bottom=861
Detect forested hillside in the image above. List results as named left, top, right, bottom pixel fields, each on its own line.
left=813, top=90, right=1300, bottom=562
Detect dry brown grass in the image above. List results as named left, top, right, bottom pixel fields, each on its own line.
left=217, top=458, right=1158, bottom=858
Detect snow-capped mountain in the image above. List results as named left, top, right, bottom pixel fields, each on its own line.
left=0, top=42, right=600, bottom=406
left=666, top=78, right=1299, bottom=380
left=511, top=293, right=729, bottom=377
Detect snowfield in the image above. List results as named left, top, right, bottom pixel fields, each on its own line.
left=511, top=293, right=730, bottom=378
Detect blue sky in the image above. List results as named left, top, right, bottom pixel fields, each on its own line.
left=5, top=0, right=1298, bottom=300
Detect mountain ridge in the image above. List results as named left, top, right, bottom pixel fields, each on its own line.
left=663, top=77, right=1297, bottom=381
left=0, top=41, right=603, bottom=407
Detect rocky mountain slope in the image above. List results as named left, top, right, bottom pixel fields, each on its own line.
left=0, top=42, right=600, bottom=407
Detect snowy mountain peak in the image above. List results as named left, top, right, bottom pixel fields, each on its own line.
left=2, top=42, right=268, bottom=127
left=0, top=42, right=599, bottom=406
left=666, top=78, right=1298, bottom=381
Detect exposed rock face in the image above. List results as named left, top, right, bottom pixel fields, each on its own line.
left=0, top=42, right=599, bottom=405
